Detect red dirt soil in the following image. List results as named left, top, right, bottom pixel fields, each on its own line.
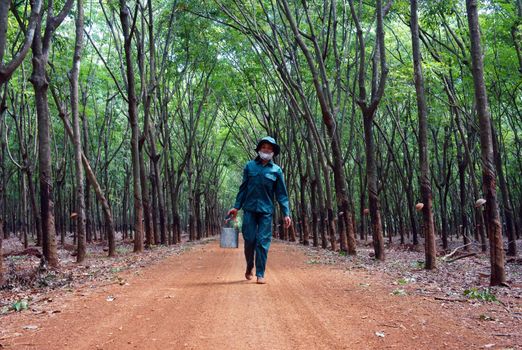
left=0, top=239, right=512, bottom=349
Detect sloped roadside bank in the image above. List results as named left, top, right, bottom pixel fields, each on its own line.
left=293, top=238, right=522, bottom=349
left=1, top=236, right=214, bottom=316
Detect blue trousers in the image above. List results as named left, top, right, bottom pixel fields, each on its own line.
left=242, top=211, right=272, bottom=278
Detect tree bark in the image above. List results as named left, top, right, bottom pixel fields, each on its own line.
left=512, top=0, right=522, bottom=74
left=8, top=88, right=43, bottom=248
left=81, top=91, right=92, bottom=243
left=363, top=115, right=385, bottom=260
left=306, top=137, right=319, bottom=247
left=492, top=126, right=517, bottom=257
left=466, top=0, right=506, bottom=286
left=119, top=0, right=144, bottom=253
left=291, top=124, right=309, bottom=246
left=0, top=217, right=3, bottom=285
left=29, top=0, right=75, bottom=267
left=25, top=166, right=42, bottom=246
left=32, top=55, right=59, bottom=267
left=139, top=146, right=154, bottom=246
left=52, top=87, right=117, bottom=257
left=448, top=76, right=487, bottom=251
left=70, top=0, right=87, bottom=263
left=145, top=0, right=167, bottom=245
left=0, top=0, right=43, bottom=84
left=0, top=111, right=3, bottom=282
left=307, top=135, right=327, bottom=249
left=410, top=0, right=437, bottom=269
left=83, top=156, right=115, bottom=256
left=349, top=0, right=388, bottom=260
left=281, top=0, right=354, bottom=254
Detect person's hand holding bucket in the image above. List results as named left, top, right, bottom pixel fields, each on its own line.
left=227, top=208, right=238, bottom=220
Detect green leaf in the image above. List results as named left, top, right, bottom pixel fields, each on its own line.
left=306, top=259, right=320, bottom=264
left=397, top=278, right=408, bottom=285
left=11, top=299, right=29, bottom=312
left=463, top=288, right=498, bottom=302
left=391, top=289, right=407, bottom=296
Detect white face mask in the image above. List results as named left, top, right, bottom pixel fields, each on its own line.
left=258, top=151, right=274, bottom=161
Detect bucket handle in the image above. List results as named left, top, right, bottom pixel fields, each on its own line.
left=224, top=214, right=237, bottom=226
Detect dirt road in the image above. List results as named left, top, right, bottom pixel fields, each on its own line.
left=2, top=239, right=495, bottom=349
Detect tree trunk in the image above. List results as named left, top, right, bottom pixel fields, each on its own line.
left=52, top=83, right=116, bottom=257
left=139, top=146, right=154, bottom=247
left=363, top=115, right=385, bottom=260
left=187, top=159, right=195, bottom=242
left=308, top=156, right=319, bottom=247
left=358, top=161, right=367, bottom=241
left=146, top=0, right=167, bottom=245
left=56, top=176, right=65, bottom=246
left=149, top=157, right=159, bottom=244
left=281, top=0, right=353, bottom=253
left=71, top=0, right=87, bottom=263
left=466, top=0, right=506, bottom=286
left=406, top=180, right=419, bottom=245
left=0, top=0, right=12, bottom=68
left=0, top=112, right=3, bottom=282
left=439, top=187, right=449, bottom=250
left=119, top=0, right=144, bottom=253
left=0, top=0, right=42, bottom=84
left=305, top=128, right=321, bottom=248
left=83, top=164, right=115, bottom=256
left=195, top=190, right=202, bottom=240
left=0, top=218, right=3, bottom=285
left=28, top=0, right=73, bottom=268
left=512, top=0, right=522, bottom=74
left=492, top=126, right=517, bottom=256
left=167, top=155, right=181, bottom=245
left=81, top=91, right=92, bottom=243
left=151, top=149, right=166, bottom=244
left=21, top=173, right=28, bottom=248
left=410, top=0, right=437, bottom=270
left=122, top=172, right=129, bottom=240
left=293, top=130, right=309, bottom=246
left=299, top=175, right=309, bottom=246
left=31, top=37, right=59, bottom=268
left=25, top=166, right=42, bottom=246
left=449, top=74, right=487, bottom=251
left=349, top=0, right=388, bottom=260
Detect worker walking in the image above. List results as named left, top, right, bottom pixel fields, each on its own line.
left=228, top=137, right=292, bottom=284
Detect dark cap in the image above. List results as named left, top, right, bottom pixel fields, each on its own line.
left=255, top=136, right=280, bottom=156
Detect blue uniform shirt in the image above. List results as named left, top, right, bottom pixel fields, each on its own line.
left=233, top=158, right=290, bottom=217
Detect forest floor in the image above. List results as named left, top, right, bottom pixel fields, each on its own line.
left=1, top=236, right=521, bottom=349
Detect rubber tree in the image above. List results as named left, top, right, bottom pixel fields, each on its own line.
left=119, top=0, right=144, bottom=252
left=410, top=0, right=437, bottom=269
left=1, top=0, right=44, bottom=278
left=0, top=0, right=43, bottom=85
left=280, top=0, right=356, bottom=254
left=29, top=0, right=74, bottom=268
left=348, top=0, right=389, bottom=260
left=70, top=0, right=87, bottom=263
left=465, top=0, right=506, bottom=286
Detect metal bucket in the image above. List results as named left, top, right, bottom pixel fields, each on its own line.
left=220, top=227, right=239, bottom=248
